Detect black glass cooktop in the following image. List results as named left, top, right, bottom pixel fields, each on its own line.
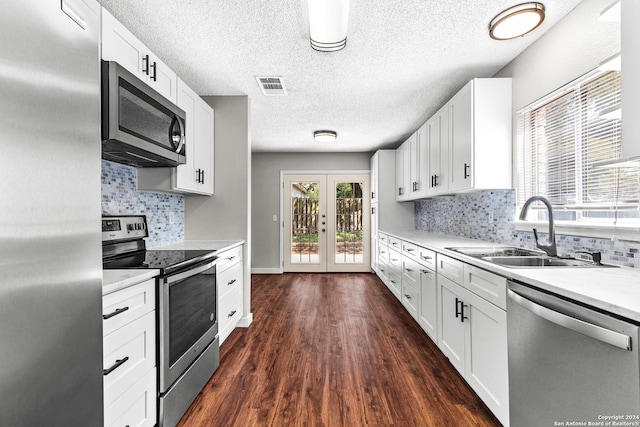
left=103, top=249, right=216, bottom=275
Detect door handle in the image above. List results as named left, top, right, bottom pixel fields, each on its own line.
left=508, top=289, right=631, bottom=351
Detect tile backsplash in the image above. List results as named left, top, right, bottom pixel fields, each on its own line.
left=101, top=160, right=184, bottom=247
left=414, top=189, right=640, bottom=268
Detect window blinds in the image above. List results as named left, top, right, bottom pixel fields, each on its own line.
left=517, top=70, right=639, bottom=223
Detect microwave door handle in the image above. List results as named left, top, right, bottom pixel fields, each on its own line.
left=172, top=115, right=185, bottom=154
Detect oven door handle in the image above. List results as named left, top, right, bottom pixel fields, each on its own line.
left=165, top=258, right=217, bottom=285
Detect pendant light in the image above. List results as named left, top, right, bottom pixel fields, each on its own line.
left=489, top=3, right=546, bottom=40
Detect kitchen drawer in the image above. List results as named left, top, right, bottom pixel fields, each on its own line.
left=438, top=254, right=464, bottom=284
left=378, top=245, right=390, bottom=262
left=388, top=236, right=402, bottom=252
left=103, top=311, right=156, bottom=408
left=378, top=233, right=389, bottom=247
left=401, top=241, right=418, bottom=261
left=377, top=259, right=390, bottom=283
left=388, top=249, right=402, bottom=274
left=219, top=284, right=243, bottom=344
left=217, top=245, right=242, bottom=273
left=218, top=260, right=243, bottom=300
left=401, top=280, right=419, bottom=320
left=463, top=264, right=507, bottom=310
left=402, top=256, right=420, bottom=292
left=102, top=279, right=155, bottom=336
left=387, top=270, right=402, bottom=299
left=417, top=247, right=437, bottom=271
left=104, top=366, right=156, bottom=427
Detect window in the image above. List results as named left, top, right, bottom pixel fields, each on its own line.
left=517, top=69, right=639, bottom=226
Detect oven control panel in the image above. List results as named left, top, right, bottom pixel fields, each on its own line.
left=102, top=215, right=148, bottom=242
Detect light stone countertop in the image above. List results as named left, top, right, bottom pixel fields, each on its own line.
left=102, top=269, right=159, bottom=295
left=383, top=230, right=640, bottom=323
left=102, top=240, right=244, bottom=295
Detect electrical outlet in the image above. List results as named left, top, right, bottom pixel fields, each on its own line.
left=169, top=211, right=175, bottom=225
left=272, top=214, right=278, bottom=222
left=488, top=211, right=494, bottom=223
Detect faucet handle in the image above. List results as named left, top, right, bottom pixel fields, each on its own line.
left=575, top=250, right=602, bottom=265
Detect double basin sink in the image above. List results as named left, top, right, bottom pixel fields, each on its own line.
left=446, top=246, right=617, bottom=268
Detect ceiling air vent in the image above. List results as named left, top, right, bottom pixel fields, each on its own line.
left=255, top=76, right=287, bottom=96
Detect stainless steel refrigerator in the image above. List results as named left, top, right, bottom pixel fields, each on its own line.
left=0, top=0, right=104, bottom=425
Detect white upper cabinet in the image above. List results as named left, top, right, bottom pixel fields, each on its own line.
left=395, top=139, right=411, bottom=201
left=409, top=123, right=429, bottom=199
left=448, top=78, right=512, bottom=193
left=427, top=104, right=449, bottom=196
left=173, top=79, right=214, bottom=195
left=101, top=8, right=177, bottom=103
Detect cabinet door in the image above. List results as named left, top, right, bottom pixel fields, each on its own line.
left=371, top=204, right=378, bottom=271
left=438, top=275, right=466, bottom=375
left=410, top=125, right=428, bottom=199
left=370, top=153, right=378, bottom=203
left=464, top=291, right=509, bottom=425
left=145, top=53, right=177, bottom=103
left=395, top=141, right=409, bottom=201
left=429, top=105, right=449, bottom=195
left=101, top=8, right=144, bottom=76
left=418, top=266, right=438, bottom=342
left=449, top=80, right=473, bottom=192
left=194, top=100, right=214, bottom=194
left=174, top=80, right=198, bottom=192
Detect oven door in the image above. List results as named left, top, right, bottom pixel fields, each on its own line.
left=158, top=258, right=217, bottom=393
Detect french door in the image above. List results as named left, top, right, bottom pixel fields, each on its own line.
left=283, top=174, right=370, bottom=273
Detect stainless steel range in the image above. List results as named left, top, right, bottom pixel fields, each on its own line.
left=102, top=215, right=220, bottom=427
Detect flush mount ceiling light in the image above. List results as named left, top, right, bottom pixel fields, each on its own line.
left=313, top=130, right=337, bottom=142
left=307, top=0, right=350, bottom=52
left=489, top=2, right=546, bottom=40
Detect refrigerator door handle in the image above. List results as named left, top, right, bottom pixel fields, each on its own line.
left=508, top=289, right=631, bottom=351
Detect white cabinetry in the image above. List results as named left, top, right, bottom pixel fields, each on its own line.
left=138, top=79, right=215, bottom=195
left=409, top=124, right=428, bottom=199
left=436, top=254, right=509, bottom=426
left=217, top=245, right=244, bottom=345
left=417, top=247, right=438, bottom=342
left=102, top=279, right=156, bottom=427
left=426, top=105, right=449, bottom=196
left=101, top=8, right=177, bottom=102
left=448, top=78, right=512, bottom=193
left=395, top=140, right=411, bottom=201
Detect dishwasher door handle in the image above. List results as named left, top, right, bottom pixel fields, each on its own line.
left=508, top=289, right=632, bottom=351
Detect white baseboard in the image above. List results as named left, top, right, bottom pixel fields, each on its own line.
left=251, top=268, right=282, bottom=274
left=238, top=313, right=253, bottom=328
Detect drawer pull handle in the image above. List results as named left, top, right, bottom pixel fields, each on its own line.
left=405, top=248, right=415, bottom=252
left=404, top=294, right=412, bottom=300
left=405, top=268, right=413, bottom=272
left=103, top=356, right=129, bottom=376
left=103, top=306, right=129, bottom=320
left=420, top=255, right=433, bottom=260
left=391, top=242, right=398, bottom=246
left=227, top=279, right=236, bottom=286
left=228, top=310, right=237, bottom=318
left=226, top=256, right=236, bottom=261
left=420, top=269, right=430, bottom=274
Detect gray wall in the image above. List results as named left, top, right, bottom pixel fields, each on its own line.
left=185, top=95, right=252, bottom=316
left=252, top=152, right=371, bottom=271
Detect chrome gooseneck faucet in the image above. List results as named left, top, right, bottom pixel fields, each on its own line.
left=518, top=195, right=558, bottom=258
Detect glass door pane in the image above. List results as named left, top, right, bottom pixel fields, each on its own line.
left=334, top=182, right=364, bottom=264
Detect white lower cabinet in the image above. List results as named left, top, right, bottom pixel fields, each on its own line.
left=217, top=245, right=244, bottom=345
left=438, top=264, right=509, bottom=426
left=102, top=279, right=157, bottom=427
left=374, top=235, right=509, bottom=426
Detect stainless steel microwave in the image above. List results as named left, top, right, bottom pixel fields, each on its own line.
left=101, top=61, right=186, bottom=167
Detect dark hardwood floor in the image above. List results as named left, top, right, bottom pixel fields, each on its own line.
left=177, top=273, right=501, bottom=426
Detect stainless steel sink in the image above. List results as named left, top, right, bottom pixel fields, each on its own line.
left=446, top=246, right=545, bottom=258
left=446, top=246, right=617, bottom=268
left=482, top=256, right=616, bottom=268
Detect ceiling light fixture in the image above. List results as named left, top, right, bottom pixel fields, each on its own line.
left=489, top=2, right=546, bottom=40
left=307, top=0, right=350, bottom=52
left=313, top=130, right=337, bottom=142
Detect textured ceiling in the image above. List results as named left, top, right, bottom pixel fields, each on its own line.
left=97, top=0, right=583, bottom=152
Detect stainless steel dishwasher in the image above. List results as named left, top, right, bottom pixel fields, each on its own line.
left=507, top=280, right=640, bottom=426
